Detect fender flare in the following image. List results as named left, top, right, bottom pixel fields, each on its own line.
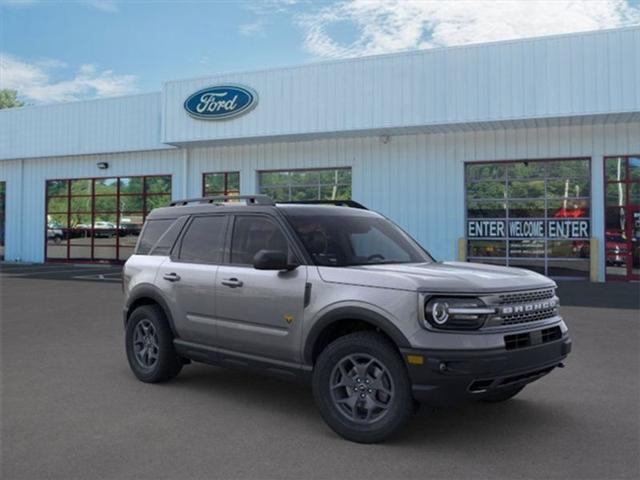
left=125, top=284, right=178, bottom=337
left=303, top=306, right=411, bottom=365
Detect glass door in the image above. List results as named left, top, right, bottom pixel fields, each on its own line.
left=604, top=156, right=640, bottom=281
left=631, top=207, right=640, bottom=280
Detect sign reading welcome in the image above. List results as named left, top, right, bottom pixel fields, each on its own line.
left=467, top=219, right=590, bottom=239
left=184, top=85, right=258, bottom=120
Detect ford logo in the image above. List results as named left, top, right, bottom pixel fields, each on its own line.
left=184, top=85, right=258, bottom=120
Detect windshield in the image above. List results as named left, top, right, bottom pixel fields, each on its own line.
left=285, top=211, right=432, bottom=267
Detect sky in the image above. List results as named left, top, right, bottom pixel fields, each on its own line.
left=1, top=0, right=640, bottom=105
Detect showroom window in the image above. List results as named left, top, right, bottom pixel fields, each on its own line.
left=465, top=159, right=591, bottom=278
left=203, top=171, right=240, bottom=197
left=258, top=167, right=352, bottom=202
left=0, top=181, right=5, bottom=260
left=604, top=156, right=639, bottom=280
left=46, top=175, right=171, bottom=263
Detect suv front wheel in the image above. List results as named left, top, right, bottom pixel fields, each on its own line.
left=125, top=305, right=183, bottom=383
left=312, top=331, right=415, bottom=443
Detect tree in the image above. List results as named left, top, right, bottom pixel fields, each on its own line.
left=0, top=90, right=24, bottom=109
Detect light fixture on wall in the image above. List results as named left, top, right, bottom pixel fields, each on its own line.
left=97, top=162, right=109, bottom=170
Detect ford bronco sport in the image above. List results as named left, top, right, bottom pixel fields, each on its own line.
left=123, top=195, right=571, bottom=443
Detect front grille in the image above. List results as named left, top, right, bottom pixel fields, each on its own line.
left=504, top=332, right=531, bottom=350
left=490, top=288, right=558, bottom=326
left=504, top=326, right=563, bottom=350
left=502, top=306, right=557, bottom=325
left=497, top=288, right=555, bottom=305
left=541, top=326, right=562, bottom=343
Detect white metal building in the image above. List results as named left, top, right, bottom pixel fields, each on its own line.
left=1, top=27, right=639, bottom=281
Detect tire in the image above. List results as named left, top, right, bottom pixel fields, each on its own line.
left=312, top=331, right=415, bottom=443
left=125, top=304, right=182, bottom=383
left=479, top=385, right=524, bottom=403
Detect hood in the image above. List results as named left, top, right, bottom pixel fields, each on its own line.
left=317, top=261, right=555, bottom=293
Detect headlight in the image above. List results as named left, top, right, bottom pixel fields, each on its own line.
left=424, top=297, right=495, bottom=330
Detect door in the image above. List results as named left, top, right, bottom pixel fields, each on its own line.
left=156, top=214, right=228, bottom=345
left=215, top=214, right=307, bottom=363
left=605, top=156, right=640, bottom=281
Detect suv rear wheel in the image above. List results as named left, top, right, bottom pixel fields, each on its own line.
left=125, top=305, right=182, bottom=383
left=312, top=331, right=415, bottom=443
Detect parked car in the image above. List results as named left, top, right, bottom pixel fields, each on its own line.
left=122, top=196, right=571, bottom=443
left=93, top=221, right=117, bottom=238
left=47, top=223, right=63, bottom=244
left=118, top=218, right=142, bottom=237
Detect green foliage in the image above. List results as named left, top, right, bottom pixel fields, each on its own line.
left=0, top=90, right=24, bottom=109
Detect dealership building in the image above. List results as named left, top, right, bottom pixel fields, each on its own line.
left=0, top=27, right=638, bottom=281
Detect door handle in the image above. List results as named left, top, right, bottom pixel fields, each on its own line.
left=221, top=277, right=243, bottom=288
left=163, top=272, right=181, bottom=282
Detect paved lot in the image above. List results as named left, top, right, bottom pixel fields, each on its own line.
left=1, top=266, right=639, bottom=479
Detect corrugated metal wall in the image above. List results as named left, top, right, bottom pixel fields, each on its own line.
left=0, top=93, right=170, bottom=160
left=163, top=28, right=640, bottom=145
left=0, top=149, right=185, bottom=261
left=3, top=121, right=637, bottom=281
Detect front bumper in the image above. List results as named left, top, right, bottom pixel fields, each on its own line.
left=400, top=333, right=571, bottom=406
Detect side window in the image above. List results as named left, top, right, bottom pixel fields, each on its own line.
left=150, top=216, right=187, bottom=256
left=178, top=215, right=227, bottom=264
left=230, top=216, right=289, bottom=265
left=136, top=219, right=175, bottom=255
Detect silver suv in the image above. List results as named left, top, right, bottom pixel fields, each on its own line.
left=123, top=195, right=571, bottom=443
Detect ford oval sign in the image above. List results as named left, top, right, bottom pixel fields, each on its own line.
left=184, top=85, right=258, bottom=120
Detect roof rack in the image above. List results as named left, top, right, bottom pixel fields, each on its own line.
left=279, top=199, right=368, bottom=210
left=169, top=195, right=275, bottom=207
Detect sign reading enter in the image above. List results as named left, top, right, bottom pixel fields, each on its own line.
left=467, top=219, right=590, bottom=239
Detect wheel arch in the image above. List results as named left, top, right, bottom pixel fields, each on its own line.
left=303, top=306, right=411, bottom=365
left=125, top=284, right=178, bottom=337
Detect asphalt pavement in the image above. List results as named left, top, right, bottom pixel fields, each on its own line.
left=1, top=267, right=639, bottom=479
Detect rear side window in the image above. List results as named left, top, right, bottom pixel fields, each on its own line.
left=178, top=215, right=227, bottom=264
left=150, top=216, right=187, bottom=256
left=136, top=219, right=175, bottom=255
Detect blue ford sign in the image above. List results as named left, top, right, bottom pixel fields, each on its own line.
left=184, top=85, right=258, bottom=120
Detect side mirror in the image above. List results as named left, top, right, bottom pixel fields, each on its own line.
left=252, top=249, right=297, bottom=271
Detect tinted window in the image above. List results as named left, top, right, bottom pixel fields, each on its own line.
left=137, top=219, right=175, bottom=255
left=230, top=216, right=289, bottom=264
left=179, top=216, right=227, bottom=264
left=150, top=216, right=187, bottom=256
left=287, top=212, right=430, bottom=266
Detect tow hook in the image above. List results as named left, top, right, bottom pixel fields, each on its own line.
left=558, top=362, right=565, bottom=368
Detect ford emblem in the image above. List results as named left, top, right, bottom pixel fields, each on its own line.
left=184, top=85, right=258, bottom=120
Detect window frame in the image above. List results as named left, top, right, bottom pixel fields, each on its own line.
left=202, top=171, right=240, bottom=197
left=257, top=167, right=352, bottom=202
left=172, top=213, right=230, bottom=266
left=464, top=157, right=592, bottom=279
left=44, top=174, right=172, bottom=263
left=603, top=154, right=640, bottom=281
left=224, top=213, right=305, bottom=267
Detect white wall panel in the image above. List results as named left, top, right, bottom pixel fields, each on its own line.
left=181, top=121, right=639, bottom=280
left=0, top=93, right=170, bottom=161
left=162, top=28, right=639, bottom=145
left=3, top=121, right=639, bottom=282
left=3, top=149, right=183, bottom=262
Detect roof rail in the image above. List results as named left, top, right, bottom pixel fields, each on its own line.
left=279, top=199, right=368, bottom=210
left=168, top=195, right=275, bottom=207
